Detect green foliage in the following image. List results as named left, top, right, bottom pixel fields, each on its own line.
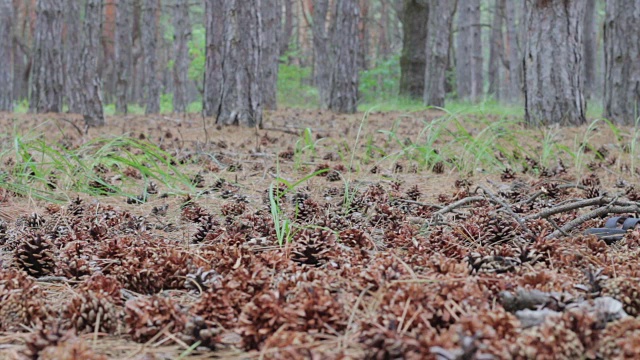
left=160, top=93, right=173, bottom=113
left=277, top=63, right=318, bottom=108
left=188, top=24, right=206, bottom=83
left=359, top=55, right=401, bottom=104
left=0, top=132, right=194, bottom=202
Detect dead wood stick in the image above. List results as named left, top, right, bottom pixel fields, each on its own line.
left=478, top=184, right=530, bottom=234
left=261, top=127, right=300, bottom=135
left=520, top=183, right=587, bottom=204
left=546, top=204, right=640, bottom=239
left=393, top=198, right=444, bottom=209
left=434, top=196, right=487, bottom=216
left=524, top=196, right=619, bottom=220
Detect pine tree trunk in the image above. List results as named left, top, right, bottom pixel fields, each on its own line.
left=524, top=0, right=586, bottom=126
left=280, top=0, right=294, bottom=56
left=204, top=0, right=263, bottom=126
left=30, top=0, right=64, bottom=113
left=423, top=0, right=457, bottom=107
left=504, top=0, right=522, bottom=103
left=79, top=0, right=104, bottom=127
left=0, top=0, right=13, bottom=111
left=142, top=0, right=160, bottom=114
left=488, top=0, right=503, bottom=99
left=261, top=0, right=280, bottom=110
left=115, top=0, right=133, bottom=114
left=603, top=0, right=640, bottom=125
left=358, top=0, right=369, bottom=70
left=456, top=0, right=482, bottom=101
left=328, top=0, right=360, bottom=113
left=583, top=0, right=597, bottom=100
left=203, top=0, right=224, bottom=118
left=312, top=0, right=330, bottom=108
left=64, top=0, right=83, bottom=113
left=399, top=0, right=428, bottom=99
left=172, top=0, right=191, bottom=113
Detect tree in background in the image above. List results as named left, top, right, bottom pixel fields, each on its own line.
left=79, top=0, right=105, bottom=127
left=604, top=0, right=640, bottom=125
left=171, top=0, right=191, bottom=114
left=399, top=0, right=428, bottom=99
left=142, top=0, right=160, bottom=114
left=64, top=0, right=82, bottom=114
left=583, top=0, right=597, bottom=100
left=423, top=0, right=457, bottom=108
left=503, top=0, right=523, bottom=103
left=30, top=0, right=64, bottom=113
left=115, top=0, right=134, bottom=114
left=203, top=0, right=264, bottom=126
left=456, top=0, right=483, bottom=101
left=524, top=0, right=586, bottom=126
left=487, top=0, right=503, bottom=100
left=261, top=0, right=281, bottom=110
left=312, top=0, right=330, bottom=108
left=0, top=0, right=13, bottom=111
left=328, top=0, right=360, bottom=113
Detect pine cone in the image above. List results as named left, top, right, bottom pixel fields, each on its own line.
left=14, top=230, right=55, bottom=277
left=192, top=216, right=222, bottom=243
left=0, top=269, right=46, bottom=331
left=600, top=277, right=640, bottom=316
left=182, top=316, right=220, bottom=350
left=326, top=170, right=342, bottom=182
left=38, top=337, right=107, bottom=360
left=405, top=185, right=421, bottom=201
left=339, top=229, right=372, bottom=249
left=432, top=161, right=445, bottom=174
left=291, top=230, right=337, bottom=267
left=62, top=276, right=123, bottom=334
left=295, top=198, right=320, bottom=222
left=22, top=323, right=74, bottom=360
left=125, top=295, right=187, bottom=343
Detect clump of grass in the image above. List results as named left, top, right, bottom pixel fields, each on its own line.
left=1, top=134, right=195, bottom=202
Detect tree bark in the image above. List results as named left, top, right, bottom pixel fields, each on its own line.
left=399, top=0, right=428, bottom=99
left=456, top=0, right=482, bottom=101
left=603, top=0, right=640, bottom=125
left=30, top=0, right=64, bottom=113
left=312, top=0, right=331, bottom=108
left=262, top=0, right=281, bottom=110
left=172, top=0, right=191, bottom=113
left=583, top=0, right=597, bottom=99
left=423, top=0, right=457, bottom=107
left=328, top=0, right=360, bottom=113
left=142, top=0, right=160, bottom=114
left=0, top=0, right=14, bottom=111
left=488, top=0, right=504, bottom=99
left=115, top=0, right=133, bottom=114
left=79, top=0, right=105, bottom=127
left=203, top=0, right=263, bottom=127
left=524, top=0, right=586, bottom=126
left=280, top=0, right=294, bottom=56
left=64, top=0, right=82, bottom=113
left=504, top=0, right=522, bottom=103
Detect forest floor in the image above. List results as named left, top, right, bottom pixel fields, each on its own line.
left=1, top=109, right=640, bottom=359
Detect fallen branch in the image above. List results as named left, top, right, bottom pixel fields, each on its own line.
left=478, top=184, right=530, bottom=234
left=434, top=196, right=487, bottom=216
left=546, top=204, right=640, bottom=239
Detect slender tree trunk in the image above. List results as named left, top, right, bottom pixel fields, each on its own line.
left=424, top=0, right=457, bottom=107
left=582, top=0, right=597, bottom=100
left=203, top=0, right=263, bottom=126
left=115, top=0, right=133, bottom=114
left=203, top=0, right=224, bottom=118
left=488, top=0, right=503, bottom=100
left=524, top=0, right=586, bottom=126
left=0, top=0, right=14, bottom=111
left=328, top=0, right=360, bottom=113
left=504, top=0, right=522, bottom=103
left=262, top=0, right=280, bottom=110
left=312, top=0, right=330, bottom=108
left=358, top=0, right=369, bottom=70
left=79, top=0, right=104, bottom=127
left=142, top=0, right=160, bottom=114
left=603, top=0, right=640, bottom=125
left=172, top=0, right=191, bottom=113
left=456, top=0, right=482, bottom=101
left=399, top=0, right=428, bottom=99
left=64, top=0, right=82, bottom=113
left=30, top=0, right=64, bottom=113
left=280, top=0, right=293, bottom=56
